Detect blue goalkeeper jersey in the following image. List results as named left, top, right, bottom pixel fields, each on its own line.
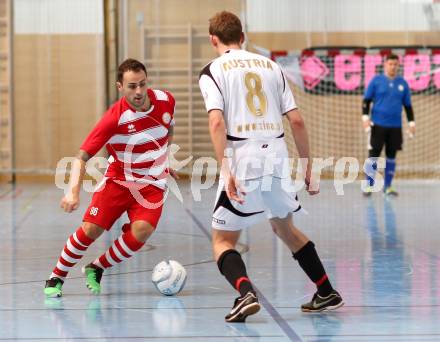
left=364, top=74, right=412, bottom=128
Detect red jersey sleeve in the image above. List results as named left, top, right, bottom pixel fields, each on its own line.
left=80, top=106, right=119, bottom=157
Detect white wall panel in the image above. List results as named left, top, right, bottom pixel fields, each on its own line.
left=14, top=0, right=103, bottom=34
left=246, top=0, right=436, bottom=32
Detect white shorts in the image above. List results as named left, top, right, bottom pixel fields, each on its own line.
left=212, top=176, right=302, bottom=231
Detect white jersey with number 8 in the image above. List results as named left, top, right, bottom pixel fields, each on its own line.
left=199, top=49, right=297, bottom=180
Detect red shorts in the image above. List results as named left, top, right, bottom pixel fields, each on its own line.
left=83, top=179, right=164, bottom=230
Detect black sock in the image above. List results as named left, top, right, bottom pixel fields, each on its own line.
left=217, top=249, right=254, bottom=297
left=293, top=241, right=333, bottom=297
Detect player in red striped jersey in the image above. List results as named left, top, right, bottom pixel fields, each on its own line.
left=44, top=59, right=177, bottom=297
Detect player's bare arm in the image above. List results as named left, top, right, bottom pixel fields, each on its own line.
left=286, top=108, right=319, bottom=195
left=60, top=149, right=90, bottom=213
left=167, top=124, right=174, bottom=145
left=208, top=109, right=245, bottom=204
left=167, top=125, right=179, bottom=179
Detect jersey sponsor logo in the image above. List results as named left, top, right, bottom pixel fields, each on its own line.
left=162, top=112, right=171, bottom=125
left=127, top=124, right=136, bottom=133
left=89, top=207, right=99, bottom=216
left=213, top=217, right=226, bottom=225
left=236, top=122, right=282, bottom=133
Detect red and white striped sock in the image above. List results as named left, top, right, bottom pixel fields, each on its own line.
left=92, top=230, right=144, bottom=269
left=50, top=227, right=94, bottom=280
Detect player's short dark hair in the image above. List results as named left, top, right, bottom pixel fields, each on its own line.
left=117, top=58, right=147, bottom=83
left=209, top=11, right=242, bottom=45
left=386, top=53, right=399, bottom=61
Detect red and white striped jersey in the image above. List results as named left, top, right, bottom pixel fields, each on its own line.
left=80, top=88, right=175, bottom=189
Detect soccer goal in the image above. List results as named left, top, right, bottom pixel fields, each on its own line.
left=277, top=46, right=440, bottom=180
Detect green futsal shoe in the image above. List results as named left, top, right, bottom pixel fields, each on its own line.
left=44, top=277, right=64, bottom=298
left=82, top=263, right=104, bottom=295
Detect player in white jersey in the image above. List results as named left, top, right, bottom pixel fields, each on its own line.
left=199, top=11, right=343, bottom=322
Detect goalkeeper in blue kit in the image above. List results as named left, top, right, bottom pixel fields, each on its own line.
left=362, top=54, right=416, bottom=196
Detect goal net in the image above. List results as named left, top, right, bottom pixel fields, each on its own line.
left=276, top=46, right=440, bottom=179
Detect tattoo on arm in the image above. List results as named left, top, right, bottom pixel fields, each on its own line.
left=77, top=150, right=90, bottom=162
left=168, top=125, right=174, bottom=137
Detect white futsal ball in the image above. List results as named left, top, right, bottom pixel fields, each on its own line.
left=152, top=260, right=187, bottom=296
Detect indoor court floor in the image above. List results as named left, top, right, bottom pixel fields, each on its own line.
left=1, top=179, right=440, bottom=341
